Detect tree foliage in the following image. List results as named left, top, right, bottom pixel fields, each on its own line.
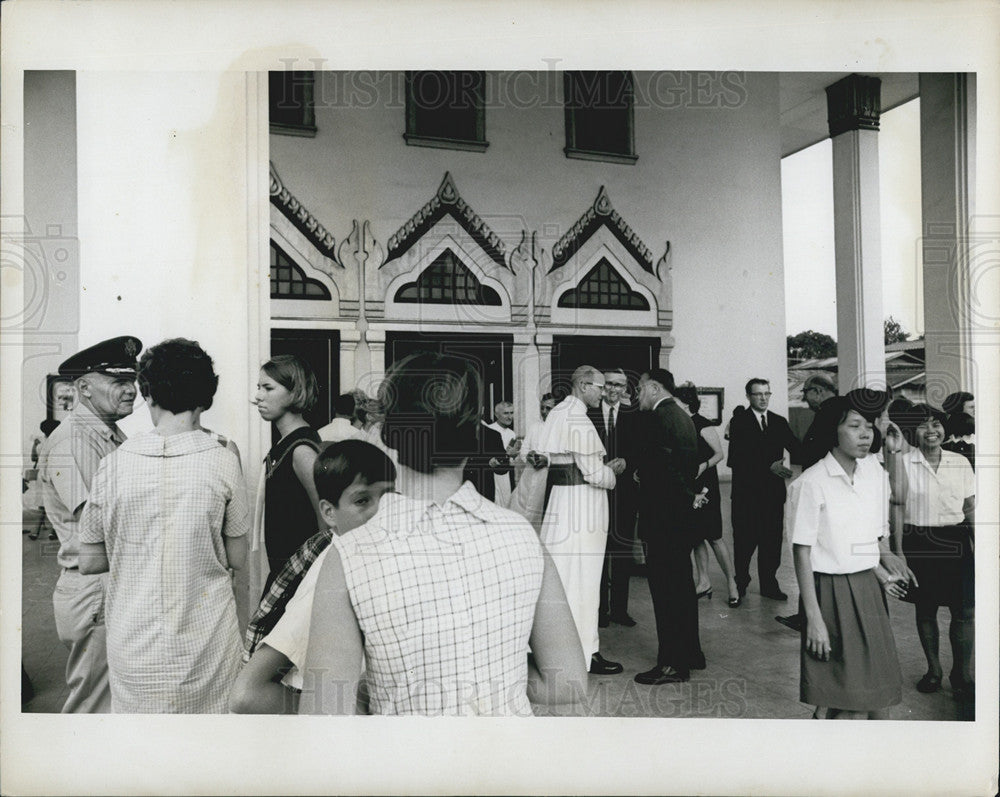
left=787, top=330, right=837, bottom=361
left=884, top=316, right=909, bottom=345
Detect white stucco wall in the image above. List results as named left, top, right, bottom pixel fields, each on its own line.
left=75, top=71, right=264, bottom=458
left=270, top=70, right=789, bottom=472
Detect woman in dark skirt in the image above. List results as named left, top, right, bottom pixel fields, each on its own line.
left=895, top=403, right=976, bottom=700
left=787, top=393, right=906, bottom=719
left=675, top=384, right=740, bottom=607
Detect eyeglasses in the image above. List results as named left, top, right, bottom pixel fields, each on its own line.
left=750, top=392, right=772, bottom=398
left=604, top=382, right=627, bottom=390
left=582, top=382, right=605, bottom=390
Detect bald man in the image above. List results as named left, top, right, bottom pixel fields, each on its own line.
left=538, top=366, right=626, bottom=675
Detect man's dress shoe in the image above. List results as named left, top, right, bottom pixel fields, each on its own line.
left=635, top=665, right=689, bottom=685
left=589, top=653, right=624, bottom=675
left=598, top=614, right=610, bottom=628
left=760, top=588, right=788, bottom=601
left=610, top=613, right=637, bottom=627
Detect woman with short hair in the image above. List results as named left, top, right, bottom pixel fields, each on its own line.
left=254, top=354, right=323, bottom=593
left=78, top=338, right=249, bottom=713
left=895, top=403, right=976, bottom=700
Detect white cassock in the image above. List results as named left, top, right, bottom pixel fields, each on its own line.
left=537, top=394, right=615, bottom=662
left=506, top=419, right=548, bottom=532
left=486, top=421, right=516, bottom=506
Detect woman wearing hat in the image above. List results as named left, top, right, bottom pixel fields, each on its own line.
left=786, top=391, right=905, bottom=719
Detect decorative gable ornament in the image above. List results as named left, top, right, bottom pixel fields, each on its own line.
left=551, top=186, right=654, bottom=274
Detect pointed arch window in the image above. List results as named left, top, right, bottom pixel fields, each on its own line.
left=270, top=241, right=331, bottom=299
left=394, top=249, right=501, bottom=306
left=557, top=258, right=650, bottom=310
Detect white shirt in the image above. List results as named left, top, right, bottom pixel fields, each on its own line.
left=599, top=400, right=619, bottom=436
left=317, top=417, right=360, bottom=443
left=751, top=408, right=767, bottom=429
left=261, top=547, right=330, bottom=690
left=901, top=448, right=974, bottom=526
left=786, top=453, right=889, bottom=574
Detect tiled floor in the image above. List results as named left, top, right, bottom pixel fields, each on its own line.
left=20, top=484, right=972, bottom=719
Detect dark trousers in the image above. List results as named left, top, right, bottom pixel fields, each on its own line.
left=731, top=488, right=784, bottom=592
left=600, top=490, right=635, bottom=618
left=644, top=534, right=701, bottom=673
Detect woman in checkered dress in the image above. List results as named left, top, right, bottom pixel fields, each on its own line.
left=79, top=339, right=249, bottom=713
left=301, top=353, right=587, bottom=716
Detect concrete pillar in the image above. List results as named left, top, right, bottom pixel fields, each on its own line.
left=918, top=73, right=976, bottom=400
left=512, top=333, right=540, bottom=432
left=21, top=71, right=80, bottom=459
left=339, top=328, right=361, bottom=391
left=827, top=74, right=886, bottom=392
left=535, top=333, right=553, bottom=396
left=360, top=328, right=386, bottom=398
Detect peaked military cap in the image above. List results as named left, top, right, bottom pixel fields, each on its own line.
left=58, top=335, right=142, bottom=378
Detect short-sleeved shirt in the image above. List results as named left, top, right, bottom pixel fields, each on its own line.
left=37, top=401, right=126, bottom=569
left=901, top=448, right=975, bottom=526
left=330, top=483, right=545, bottom=716
left=260, top=547, right=330, bottom=691
left=787, top=452, right=889, bottom=574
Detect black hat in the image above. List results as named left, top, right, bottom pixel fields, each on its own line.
left=58, top=336, right=142, bottom=378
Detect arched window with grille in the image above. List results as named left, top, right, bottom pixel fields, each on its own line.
left=394, top=249, right=501, bottom=306
left=557, top=258, right=650, bottom=310
left=270, top=241, right=331, bottom=300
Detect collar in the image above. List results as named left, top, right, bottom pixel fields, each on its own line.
left=821, top=450, right=860, bottom=482
left=652, top=396, right=671, bottom=411
left=601, top=400, right=620, bottom=414
left=71, top=401, right=124, bottom=443
left=752, top=408, right=767, bottom=420
left=379, top=481, right=497, bottom=526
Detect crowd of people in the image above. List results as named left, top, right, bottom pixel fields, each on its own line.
left=33, top=333, right=976, bottom=718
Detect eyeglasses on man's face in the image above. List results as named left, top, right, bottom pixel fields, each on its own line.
left=750, top=392, right=772, bottom=398
left=604, top=381, right=627, bottom=391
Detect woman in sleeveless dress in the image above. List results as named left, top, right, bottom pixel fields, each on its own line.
left=675, top=384, right=740, bottom=608
left=254, top=355, right=323, bottom=594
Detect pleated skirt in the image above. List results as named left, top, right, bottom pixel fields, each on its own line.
left=800, top=569, right=902, bottom=712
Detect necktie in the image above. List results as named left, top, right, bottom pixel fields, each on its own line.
left=760, top=413, right=767, bottom=432
left=607, top=406, right=616, bottom=458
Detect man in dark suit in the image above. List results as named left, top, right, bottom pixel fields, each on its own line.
left=588, top=368, right=639, bottom=627
left=464, top=424, right=512, bottom=502
left=633, top=368, right=703, bottom=685
left=727, top=378, right=800, bottom=601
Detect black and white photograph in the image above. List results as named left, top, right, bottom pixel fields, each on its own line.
left=2, top=1, right=997, bottom=794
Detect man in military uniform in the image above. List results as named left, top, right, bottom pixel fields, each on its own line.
left=38, top=335, right=141, bottom=712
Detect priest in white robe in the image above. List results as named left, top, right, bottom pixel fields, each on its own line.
left=537, top=366, right=626, bottom=675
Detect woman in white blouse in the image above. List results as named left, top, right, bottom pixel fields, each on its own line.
left=787, top=393, right=906, bottom=719
left=895, top=403, right=976, bottom=700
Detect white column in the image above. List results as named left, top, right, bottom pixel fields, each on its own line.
left=535, top=333, right=553, bottom=396
left=512, top=333, right=540, bottom=431
left=827, top=74, right=886, bottom=391
left=339, top=328, right=361, bottom=391
left=918, top=73, right=976, bottom=399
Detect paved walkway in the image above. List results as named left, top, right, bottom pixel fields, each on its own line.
left=20, top=483, right=971, bottom=719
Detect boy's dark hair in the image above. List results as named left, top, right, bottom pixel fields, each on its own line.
left=379, top=351, right=483, bottom=473
left=334, top=392, right=356, bottom=418
left=313, top=439, right=397, bottom=506
left=137, top=338, right=218, bottom=413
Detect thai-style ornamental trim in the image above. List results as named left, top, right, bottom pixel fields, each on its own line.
left=550, top=186, right=654, bottom=274
left=269, top=162, right=338, bottom=256
left=385, top=172, right=508, bottom=270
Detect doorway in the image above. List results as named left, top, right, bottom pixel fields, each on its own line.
left=270, top=328, right=340, bottom=433
left=384, top=331, right=513, bottom=419
left=550, top=334, right=660, bottom=406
